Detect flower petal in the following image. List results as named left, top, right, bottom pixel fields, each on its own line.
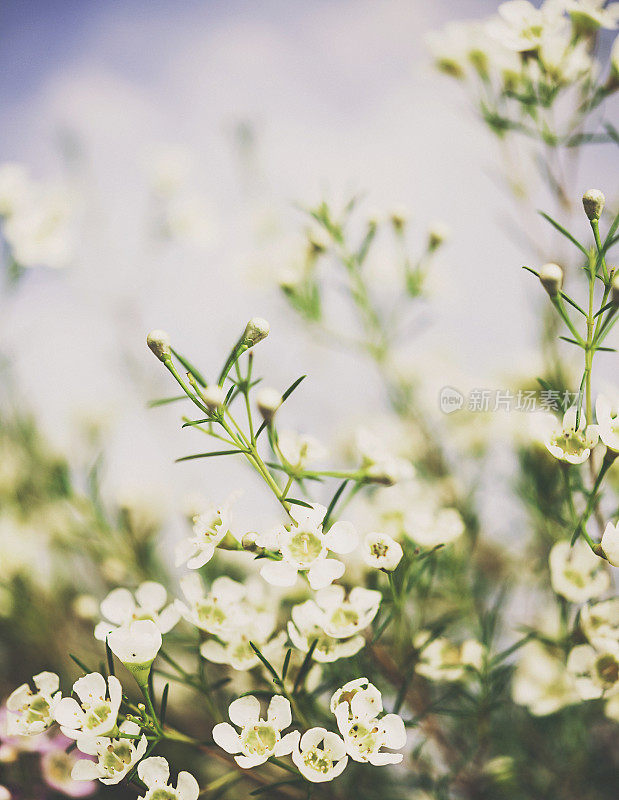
left=100, top=588, right=136, bottom=626
left=53, top=698, right=83, bottom=728
left=267, top=695, right=291, bottom=730
left=135, top=581, right=168, bottom=612
left=235, top=754, right=268, bottom=768
left=73, top=672, right=107, bottom=704
left=229, top=695, right=261, bottom=727
left=307, top=559, right=344, bottom=590
left=176, top=770, right=200, bottom=800
left=274, top=730, right=300, bottom=756
left=212, top=722, right=242, bottom=754
left=324, top=521, right=358, bottom=554
left=138, top=755, right=170, bottom=788
left=380, top=714, right=407, bottom=749
left=71, top=759, right=101, bottom=781
left=260, top=559, right=298, bottom=587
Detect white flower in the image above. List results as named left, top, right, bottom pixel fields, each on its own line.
left=415, top=633, right=485, bottom=682
left=362, top=533, right=403, bottom=572
left=137, top=756, right=199, bottom=800
left=601, top=520, right=619, bottom=567
left=257, top=504, right=357, bottom=590
left=213, top=695, right=299, bottom=768
left=541, top=407, right=599, bottom=464
left=596, top=394, right=619, bottom=452
left=107, top=620, right=162, bottom=685
left=278, top=431, right=326, bottom=471
left=407, top=507, right=464, bottom=548
left=512, top=641, right=578, bottom=716
left=549, top=540, right=609, bottom=602
left=54, top=673, right=122, bottom=744
left=0, top=162, right=31, bottom=216
left=94, top=582, right=179, bottom=642
left=71, top=720, right=148, bottom=785
left=355, top=429, right=415, bottom=485
left=175, top=497, right=236, bottom=569
left=175, top=573, right=247, bottom=636
left=314, top=585, right=381, bottom=639
left=5, top=672, right=61, bottom=735
left=200, top=629, right=287, bottom=672
left=566, top=0, right=619, bottom=32
left=288, top=587, right=380, bottom=663
left=567, top=643, right=619, bottom=700
left=332, top=679, right=406, bottom=765
left=3, top=186, right=75, bottom=269
left=581, top=598, right=619, bottom=650
left=487, top=0, right=568, bottom=53
left=292, top=728, right=348, bottom=783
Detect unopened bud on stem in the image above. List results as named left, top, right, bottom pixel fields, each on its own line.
left=242, top=317, right=270, bottom=348
left=539, top=263, right=563, bottom=296
left=611, top=272, right=619, bottom=305
left=147, top=330, right=171, bottom=362
left=256, top=387, right=282, bottom=421
left=582, top=189, right=605, bottom=221
left=202, top=385, right=226, bottom=411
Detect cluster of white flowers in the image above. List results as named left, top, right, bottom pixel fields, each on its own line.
left=0, top=162, right=76, bottom=269
left=176, top=573, right=286, bottom=670
left=288, top=586, right=382, bottom=662
left=214, top=680, right=406, bottom=782
left=427, top=1, right=618, bottom=124
left=414, top=632, right=485, bottom=682
left=513, top=599, right=619, bottom=721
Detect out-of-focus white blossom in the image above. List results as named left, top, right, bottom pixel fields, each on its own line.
left=292, top=728, right=348, bottom=783
left=487, top=1, right=568, bottom=53
left=355, top=428, right=415, bottom=486
left=287, top=586, right=381, bottom=663
left=601, top=520, right=619, bottom=567
left=539, top=407, right=599, bottom=464
left=213, top=695, right=299, bottom=768
left=257, top=504, right=357, bottom=590
left=581, top=598, right=619, bottom=650
left=362, top=532, right=403, bottom=571
left=566, top=0, right=619, bottom=32
left=6, top=672, right=61, bottom=736
left=415, top=633, right=485, bottom=682
left=512, top=641, right=578, bottom=715
left=567, top=642, right=619, bottom=700
left=175, top=496, right=237, bottom=569
left=175, top=573, right=247, bottom=636
left=596, top=393, right=619, bottom=452
left=549, top=540, right=609, bottom=602
left=277, top=431, right=326, bottom=471
left=94, top=582, right=179, bottom=642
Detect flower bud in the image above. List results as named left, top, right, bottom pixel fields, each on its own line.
left=146, top=329, right=171, bottom=362
left=539, top=263, right=563, bottom=296
left=582, top=189, right=605, bottom=221
left=428, top=221, right=450, bottom=251
left=202, top=384, right=226, bottom=411
left=241, top=531, right=260, bottom=551
left=390, top=205, right=409, bottom=231
left=256, top=387, right=282, bottom=421
left=242, top=317, right=270, bottom=347
left=611, top=272, right=619, bottom=305
left=107, top=620, right=162, bottom=687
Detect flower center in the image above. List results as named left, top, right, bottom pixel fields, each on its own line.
left=287, top=529, right=324, bottom=566
left=102, top=742, right=133, bottom=774
left=596, top=655, right=619, bottom=687
left=329, top=607, right=360, bottom=632
left=197, top=601, right=227, bottom=628
left=347, top=722, right=382, bottom=755
left=241, top=723, right=278, bottom=756
left=84, top=703, right=111, bottom=729
left=26, top=695, right=50, bottom=722
left=149, top=790, right=178, bottom=800
left=304, top=746, right=333, bottom=774
left=371, top=542, right=388, bottom=558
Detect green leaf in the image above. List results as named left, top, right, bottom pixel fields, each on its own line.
left=147, top=395, right=187, bottom=408
left=293, top=639, right=318, bottom=694
left=603, top=211, right=619, bottom=252
left=538, top=211, right=588, bottom=255
left=522, top=265, right=539, bottom=277
left=105, top=638, right=115, bottom=677
left=282, top=648, right=292, bottom=681
left=560, top=292, right=586, bottom=316
left=160, top=683, right=169, bottom=726
left=285, top=497, right=314, bottom=509
left=255, top=375, right=307, bottom=440
left=322, top=479, right=350, bottom=528
left=69, top=654, right=91, bottom=674
left=249, top=642, right=282, bottom=685
left=558, top=336, right=583, bottom=348
left=171, top=348, right=208, bottom=387
left=175, top=449, right=246, bottom=462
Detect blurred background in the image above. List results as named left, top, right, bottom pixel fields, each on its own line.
left=0, top=0, right=617, bottom=546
